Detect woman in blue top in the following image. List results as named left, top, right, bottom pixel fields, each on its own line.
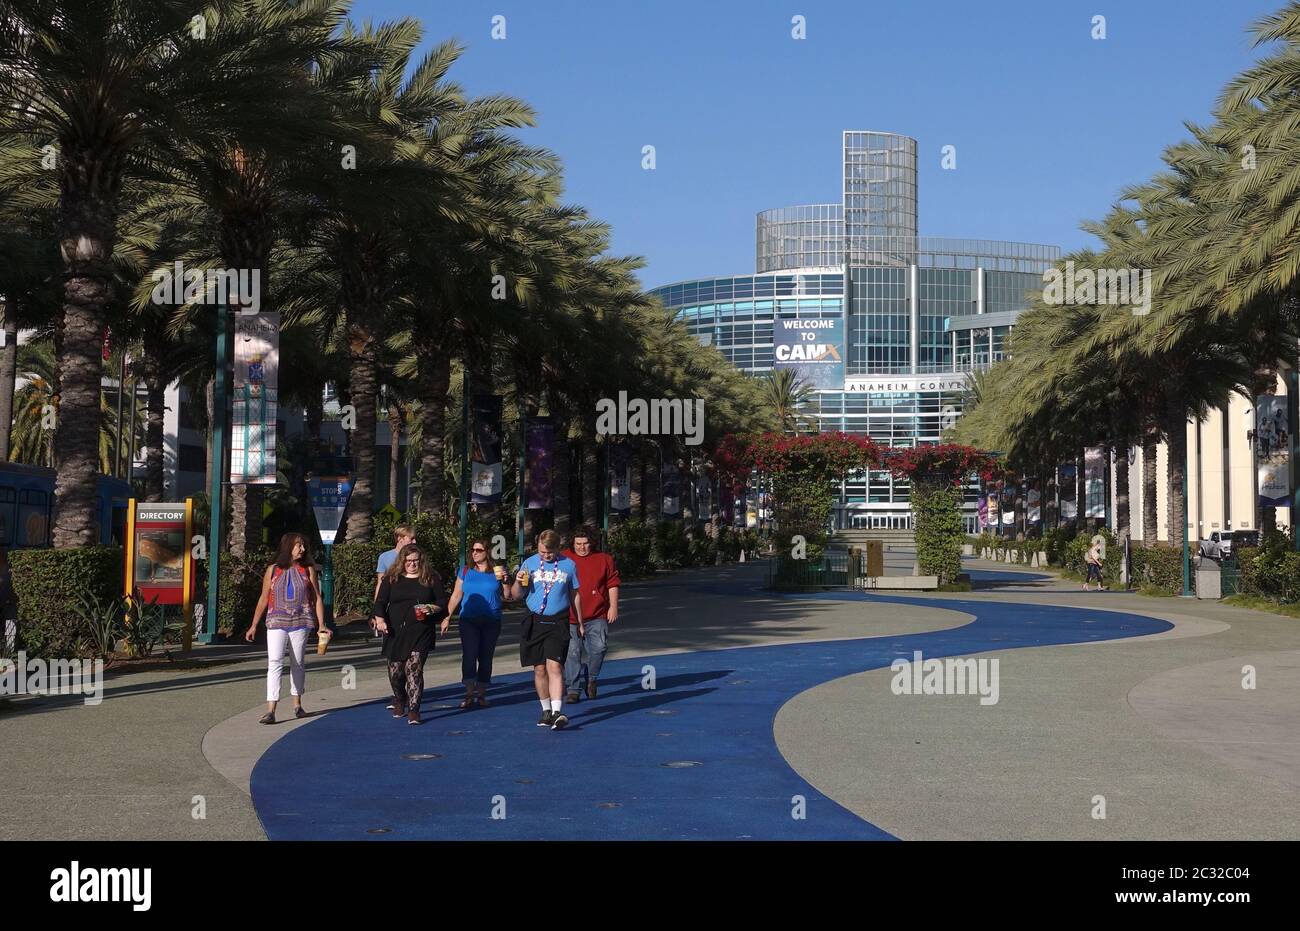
left=446, top=538, right=513, bottom=709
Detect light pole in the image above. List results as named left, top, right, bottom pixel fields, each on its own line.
left=202, top=302, right=229, bottom=644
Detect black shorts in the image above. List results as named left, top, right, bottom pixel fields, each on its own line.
left=520, top=611, right=570, bottom=667
left=1086, top=563, right=1103, bottom=581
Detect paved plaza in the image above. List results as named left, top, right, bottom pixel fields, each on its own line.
left=2, top=557, right=1296, bottom=840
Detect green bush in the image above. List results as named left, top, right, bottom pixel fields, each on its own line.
left=608, top=518, right=655, bottom=579
left=1235, top=542, right=1300, bottom=602
left=689, top=534, right=718, bottom=567
left=652, top=521, right=693, bottom=569
left=194, top=550, right=273, bottom=638
left=912, top=483, right=963, bottom=584
left=10, top=547, right=123, bottom=658
left=1130, top=544, right=1186, bottom=595
left=1043, top=526, right=1077, bottom=567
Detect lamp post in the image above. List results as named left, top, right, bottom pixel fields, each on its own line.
left=202, top=302, right=230, bottom=644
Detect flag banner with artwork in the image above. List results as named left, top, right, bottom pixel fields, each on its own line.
left=609, top=443, right=631, bottom=515
left=1059, top=464, right=1077, bottom=521
left=470, top=394, right=503, bottom=506
left=987, top=492, right=1000, bottom=527
left=977, top=494, right=988, bottom=530
left=231, top=312, right=279, bottom=484
left=662, top=462, right=681, bottom=517
left=1255, top=394, right=1292, bottom=507
left=525, top=418, right=553, bottom=509
left=1028, top=487, right=1041, bottom=524
left=1084, top=447, right=1106, bottom=518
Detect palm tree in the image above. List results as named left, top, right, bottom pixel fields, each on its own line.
left=0, top=0, right=288, bottom=545
left=760, top=368, right=815, bottom=434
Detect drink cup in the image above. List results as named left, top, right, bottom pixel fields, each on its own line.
left=516, top=567, right=530, bottom=587
left=494, top=565, right=506, bottom=582
left=316, top=630, right=331, bottom=655
left=414, top=604, right=429, bottom=621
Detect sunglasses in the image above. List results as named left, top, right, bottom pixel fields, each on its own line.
left=471, top=547, right=486, bottom=553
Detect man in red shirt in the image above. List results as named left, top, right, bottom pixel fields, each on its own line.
left=563, top=526, right=621, bottom=703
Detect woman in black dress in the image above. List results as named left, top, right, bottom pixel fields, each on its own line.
left=372, top=544, right=448, bottom=725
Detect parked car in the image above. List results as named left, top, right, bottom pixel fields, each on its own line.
left=1198, top=530, right=1240, bottom=561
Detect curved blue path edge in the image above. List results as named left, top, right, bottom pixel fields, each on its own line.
left=250, top=594, right=1171, bottom=840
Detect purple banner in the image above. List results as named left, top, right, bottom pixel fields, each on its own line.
left=525, top=417, right=553, bottom=509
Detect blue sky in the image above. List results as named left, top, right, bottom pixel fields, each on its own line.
left=353, top=0, right=1282, bottom=289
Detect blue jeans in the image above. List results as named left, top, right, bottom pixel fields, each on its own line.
left=459, top=616, right=502, bottom=685
left=565, top=619, right=608, bottom=693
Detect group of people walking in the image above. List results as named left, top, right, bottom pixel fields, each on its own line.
left=244, top=524, right=621, bottom=731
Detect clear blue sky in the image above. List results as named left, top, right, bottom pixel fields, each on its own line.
left=353, top=0, right=1282, bottom=289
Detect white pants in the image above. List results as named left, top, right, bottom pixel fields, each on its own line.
left=266, top=628, right=309, bottom=702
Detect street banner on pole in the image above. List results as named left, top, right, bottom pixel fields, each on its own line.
left=977, top=494, right=989, bottom=530
left=662, top=462, right=681, bottom=517
left=1059, top=464, right=1077, bottom=521
left=470, top=394, right=503, bottom=506
left=609, top=443, right=631, bottom=514
left=1255, top=394, right=1292, bottom=507
left=231, top=312, right=279, bottom=484
left=1028, top=487, right=1042, bottom=524
left=309, top=472, right=354, bottom=545
left=525, top=418, right=554, bottom=509
left=1084, top=447, right=1106, bottom=518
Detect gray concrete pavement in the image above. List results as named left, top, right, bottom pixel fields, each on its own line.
left=3, top=557, right=1297, bottom=840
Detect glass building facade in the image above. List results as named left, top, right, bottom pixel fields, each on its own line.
left=651, top=132, right=1060, bottom=531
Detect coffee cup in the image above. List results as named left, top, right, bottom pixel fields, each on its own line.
left=316, top=630, right=331, bottom=655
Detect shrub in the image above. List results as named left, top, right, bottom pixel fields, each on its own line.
left=11, top=547, right=122, bottom=658
left=1129, top=544, right=1186, bottom=595
left=195, top=550, right=273, bottom=638
left=689, top=534, right=718, bottom=567
left=652, top=521, right=693, bottom=569
left=1235, top=544, right=1300, bottom=602
left=911, top=483, right=963, bottom=584
left=608, top=518, right=655, bottom=579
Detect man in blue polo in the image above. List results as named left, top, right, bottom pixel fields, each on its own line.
left=510, top=529, right=583, bottom=730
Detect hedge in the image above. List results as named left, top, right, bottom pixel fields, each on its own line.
left=1129, top=544, right=1185, bottom=594
left=913, top=483, right=963, bottom=584
left=10, top=546, right=123, bottom=658
left=1234, top=532, right=1300, bottom=602
left=195, top=550, right=272, bottom=638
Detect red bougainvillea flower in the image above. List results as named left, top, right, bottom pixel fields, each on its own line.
left=885, top=443, right=1000, bottom=485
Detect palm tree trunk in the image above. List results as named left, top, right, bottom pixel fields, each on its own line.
left=344, top=333, right=378, bottom=542
left=388, top=399, right=403, bottom=508
left=581, top=415, right=599, bottom=526
left=205, top=378, right=214, bottom=496
left=631, top=449, right=643, bottom=520
left=0, top=301, right=18, bottom=461
left=645, top=443, right=661, bottom=524
left=416, top=353, right=449, bottom=518
left=52, top=195, right=115, bottom=547
left=1075, top=450, right=1086, bottom=532
left=1165, top=400, right=1188, bottom=548
left=1142, top=428, right=1159, bottom=545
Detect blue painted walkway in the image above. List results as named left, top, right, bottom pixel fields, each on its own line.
left=251, top=594, right=1170, bottom=840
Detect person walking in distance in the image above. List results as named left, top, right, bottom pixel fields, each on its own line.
left=246, top=533, right=328, bottom=724
left=446, top=538, right=512, bottom=709
left=510, top=530, right=582, bottom=730
left=372, top=544, right=449, bottom=725
left=562, top=527, right=621, bottom=704
left=1083, top=538, right=1107, bottom=592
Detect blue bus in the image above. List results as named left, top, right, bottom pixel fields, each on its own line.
left=0, top=462, right=131, bottom=548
